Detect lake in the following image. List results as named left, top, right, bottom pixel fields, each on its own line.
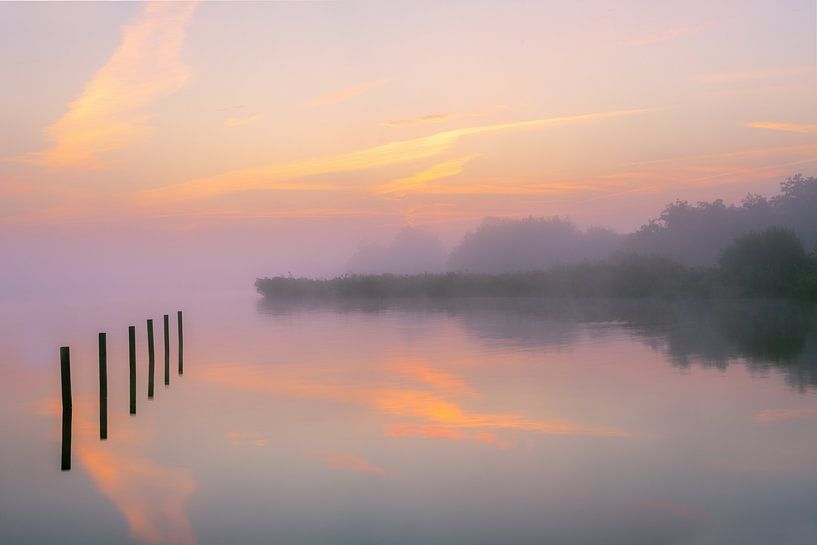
left=1, top=292, right=816, bottom=545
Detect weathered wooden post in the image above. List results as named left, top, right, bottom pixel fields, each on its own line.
left=98, top=333, right=107, bottom=440
left=60, top=346, right=72, bottom=471
left=147, top=319, right=155, bottom=399
left=163, top=314, right=170, bottom=386
left=177, top=310, right=183, bottom=376
left=129, top=325, right=136, bottom=415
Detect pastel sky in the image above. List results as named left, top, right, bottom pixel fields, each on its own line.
left=0, top=0, right=815, bottom=287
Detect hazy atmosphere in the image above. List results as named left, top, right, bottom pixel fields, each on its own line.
left=2, top=0, right=816, bottom=297
left=2, top=3, right=817, bottom=545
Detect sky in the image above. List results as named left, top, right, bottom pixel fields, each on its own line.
left=0, top=0, right=815, bottom=292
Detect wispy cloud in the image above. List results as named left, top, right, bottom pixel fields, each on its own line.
left=627, top=23, right=710, bottom=47
left=595, top=143, right=817, bottom=197
left=310, top=78, right=389, bottom=107
left=197, top=362, right=630, bottom=440
left=746, top=121, right=817, bottom=134
left=137, top=107, right=656, bottom=203
left=79, top=446, right=197, bottom=545
left=389, top=360, right=474, bottom=394
left=224, top=114, right=261, bottom=127
left=375, top=155, right=478, bottom=196
left=53, top=397, right=198, bottom=545
left=33, top=1, right=196, bottom=168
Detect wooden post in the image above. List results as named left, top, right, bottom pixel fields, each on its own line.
left=60, top=346, right=72, bottom=471
left=163, top=314, right=170, bottom=386
left=129, top=325, right=136, bottom=415
left=98, top=333, right=107, bottom=440
left=147, top=319, right=155, bottom=399
left=177, top=310, right=183, bottom=376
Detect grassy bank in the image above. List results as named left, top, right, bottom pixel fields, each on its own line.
left=258, top=227, right=817, bottom=301
left=256, top=255, right=712, bottom=300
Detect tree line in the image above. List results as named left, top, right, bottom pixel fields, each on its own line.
left=259, top=174, right=817, bottom=300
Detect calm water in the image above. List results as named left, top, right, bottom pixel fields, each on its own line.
left=1, top=292, right=817, bottom=545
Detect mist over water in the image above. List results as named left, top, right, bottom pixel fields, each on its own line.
left=3, top=290, right=817, bottom=545
left=3, top=2, right=817, bottom=544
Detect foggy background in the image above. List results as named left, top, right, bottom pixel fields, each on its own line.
left=3, top=175, right=815, bottom=303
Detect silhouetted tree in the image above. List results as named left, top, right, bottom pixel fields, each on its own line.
left=346, top=228, right=447, bottom=274
left=449, top=216, right=623, bottom=273
left=627, top=174, right=817, bottom=266
left=719, top=227, right=807, bottom=295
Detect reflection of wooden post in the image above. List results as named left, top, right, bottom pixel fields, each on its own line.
left=177, top=310, right=183, bottom=376
left=129, top=326, right=136, bottom=415
left=60, top=346, right=72, bottom=471
left=147, top=319, right=155, bottom=399
left=98, top=333, right=108, bottom=440
left=163, top=314, right=170, bottom=386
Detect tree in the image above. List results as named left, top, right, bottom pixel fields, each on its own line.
left=719, top=227, right=807, bottom=295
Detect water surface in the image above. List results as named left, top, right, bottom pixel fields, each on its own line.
left=1, top=293, right=816, bottom=545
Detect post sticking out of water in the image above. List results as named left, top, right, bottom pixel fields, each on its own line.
left=163, top=314, right=170, bottom=386
left=98, top=333, right=107, bottom=440
left=60, top=346, right=72, bottom=471
left=177, top=310, right=183, bottom=376
left=129, top=325, right=136, bottom=415
left=147, top=319, right=155, bottom=399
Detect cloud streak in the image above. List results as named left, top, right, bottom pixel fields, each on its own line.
left=34, top=1, right=196, bottom=168
left=137, top=107, right=656, bottom=203
left=196, top=361, right=629, bottom=441
left=375, top=155, right=478, bottom=196
left=746, top=121, right=817, bottom=134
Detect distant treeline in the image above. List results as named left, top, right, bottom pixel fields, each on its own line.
left=626, top=173, right=817, bottom=266
left=260, top=174, right=817, bottom=300
left=344, top=174, right=817, bottom=274
left=258, top=226, right=817, bottom=300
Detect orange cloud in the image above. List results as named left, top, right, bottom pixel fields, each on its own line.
left=371, top=388, right=626, bottom=436
left=137, top=107, right=655, bottom=203
left=310, top=79, right=389, bottom=107
left=389, top=360, right=473, bottom=393
left=33, top=1, right=196, bottom=168
left=196, top=362, right=628, bottom=441
left=44, top=395, right=199, bottom=545
left=78, top=446, right=197, bottom=545
left=375, top=155, right=478, bottom=196
left=746, top=122, right=817, bottom=134
left=595, top=142, right=817, bottom=197
left=325, top=452, right=388, bottom=475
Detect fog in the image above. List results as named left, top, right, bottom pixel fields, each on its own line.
left=348, top=174, right=817, bottom=275
left=2, top=175, right=816, bottom=306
